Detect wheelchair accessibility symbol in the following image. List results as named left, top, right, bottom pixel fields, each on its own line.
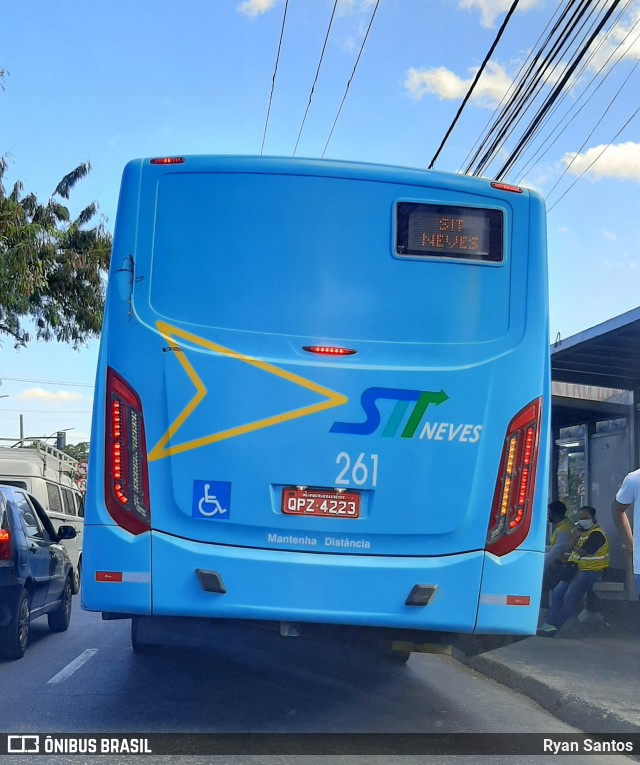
left=192, top=480, right=231, bottom=520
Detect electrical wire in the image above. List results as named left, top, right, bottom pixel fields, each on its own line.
left=463, top=0, right=582, bottom=175
left=494, top=0, right=625, bottom=180
left=0, top=376, right=93, bottom=388
left=484, top=0, right=609, bottom=178
left=261, top=0, right=290, bottom=155
left=293, top=0, right=339, bottom=157
left=547, top=101, right=640, bottom=212
left=546, top=55, right=640, bottom=204
left=470, top=0, right=598, bottom=177
left=502, top=0, right=634, bottom=181
left=515, top=2, right=640, bottom=182
left=321, top=0, right=380, bottom=159
left=428, top=0, right=521, bottom=170
left=459, top=1, right=566, bottom=173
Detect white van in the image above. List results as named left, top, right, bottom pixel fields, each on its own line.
left=0, top=443, right=84, bottom=592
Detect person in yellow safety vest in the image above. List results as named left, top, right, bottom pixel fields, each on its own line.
left=537, top=505, right=609, bottom=637
left=541, top=500, right=578, bottom=608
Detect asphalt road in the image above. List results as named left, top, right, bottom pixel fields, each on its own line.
left=0, top=598, right=636, bottom=765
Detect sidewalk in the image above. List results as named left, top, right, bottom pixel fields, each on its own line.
left=457, top=599, right=640, bottom=734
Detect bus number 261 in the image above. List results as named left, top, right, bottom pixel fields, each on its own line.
left=335, top=452, right=378, bottom=487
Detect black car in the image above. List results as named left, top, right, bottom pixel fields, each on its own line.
left=0, top=484, right=77, bottom=660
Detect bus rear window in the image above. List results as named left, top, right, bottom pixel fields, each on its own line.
left=396, top=202, right=503, bottom=262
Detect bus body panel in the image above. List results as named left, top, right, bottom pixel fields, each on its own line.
left=81, top=524, right=151, bottom=614
left=83, top=157, right=550, bottom=641
left=149, top=531, right=483, bottom=630
left=476, top=550, right=545, bottom=634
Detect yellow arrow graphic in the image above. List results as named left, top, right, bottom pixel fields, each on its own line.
left=148, top=322, right=348, bottom=462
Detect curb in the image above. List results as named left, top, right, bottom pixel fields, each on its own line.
left=455, top=650, right=640, bottom=735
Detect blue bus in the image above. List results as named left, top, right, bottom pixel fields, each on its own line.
left=82, top=156, right=550, bottom=658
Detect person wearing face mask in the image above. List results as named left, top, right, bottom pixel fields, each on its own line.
left=541, top=500, right=578, bottom=608
left=537, top=505, right=609, bottom=637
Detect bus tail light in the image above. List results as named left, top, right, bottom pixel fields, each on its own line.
left=104, top=368, right=151, bottom=535
left=486, top=398, right=541, bottom=557
left=150, top=157, right=185, bottom=165
left=302, top=346, right=357, bottom=356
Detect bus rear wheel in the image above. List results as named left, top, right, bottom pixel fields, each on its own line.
left=378, top=641, right=411, bottom=666
left=131, top=617, right=158, bottom=654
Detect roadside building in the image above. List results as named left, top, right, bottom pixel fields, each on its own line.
left=551, top=306, right=640, bottom=600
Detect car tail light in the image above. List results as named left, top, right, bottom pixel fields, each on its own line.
left=104, top=368, right=150, bottom=535
left=0, top=528, right=12, bottom=562
left=486, top=398, right=541, bottom=556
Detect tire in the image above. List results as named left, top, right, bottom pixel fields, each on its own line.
left=383, top=649, right=411, bottom=666
left=72, top=556, right=82, bottom=595
left=0, top=589, right=31, bottom=660
left=48, top=575, right=73, bottom=632
left=378, top=641, right=411, bottom=666
left=131, top=617, right=157, bottom=654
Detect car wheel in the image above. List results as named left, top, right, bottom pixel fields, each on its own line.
left=72, top=561, right=81, bottom=595
left=48, top=575, right=73, bottom=632
left=0, top=589, right=31, bottom=660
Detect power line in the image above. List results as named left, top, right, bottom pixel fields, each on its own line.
left=321, top=0, right=380, bottom=159
left=481, top=0, right=605, bottom=178
left=293, top=0, right=339, bottom=156
left=546, top=58, right=640, bottom=207
left=514, top=1, right=640, bottom=183
left=428, top=0, right=522, bottom=170
left=261, top=0, right=290, bottom=155
left=458, top=1, right=565, bottom=173
left=467, top=0, right=595, bottom=177
left=494, top=0, right=625, bottom=180
left=0, top=376, right=93, bottom=388
left=491, top=0, right=623, bottom=180
left=462, top=0, right=582, bottom=175
left=0, top=408, right=92, bottom=414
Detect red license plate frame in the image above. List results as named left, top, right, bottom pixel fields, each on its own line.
left=281, top=488, right=360, bottom=519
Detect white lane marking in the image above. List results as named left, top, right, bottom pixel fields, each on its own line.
left=48, top=649, right=99, bottom=684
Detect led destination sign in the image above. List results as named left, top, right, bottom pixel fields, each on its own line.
left=396, top=202, right=503, bottom=262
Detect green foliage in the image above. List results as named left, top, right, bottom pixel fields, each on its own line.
left=63, top=442, right=89, bottom=462
left=0, top=156, right=112, bottom=347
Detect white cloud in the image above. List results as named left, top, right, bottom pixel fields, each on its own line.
left=337, top=0, right=377, bottom=14
left=458, top=0, right=544, bottom=28
left=602, top=230, right=617, bottom=241
left=237, top=0, right=276, bottom=18
left=562, top=141, right=640, bottom=182
left=67, top=433, right=91, bottom=445
left=404, top=61, right=512, bottom=107
left=587, top=7, right=640, bottom=71
left=16, top=388, right=84, bottom=404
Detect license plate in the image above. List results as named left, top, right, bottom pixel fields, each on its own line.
left=281, top=488, right=360, bottom=519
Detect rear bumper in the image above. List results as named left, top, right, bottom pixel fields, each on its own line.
left=82, top=527, right=543, bottom=635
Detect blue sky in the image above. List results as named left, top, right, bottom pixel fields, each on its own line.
left=1, top=0, right=639, bottom=443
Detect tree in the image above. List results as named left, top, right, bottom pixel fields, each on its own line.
left=63, top=442, right=89, bottom=462
left=0, top=157, right=112, bottom=347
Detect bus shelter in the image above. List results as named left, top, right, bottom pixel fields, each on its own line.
left=551, top=306, right=640, bottom=600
